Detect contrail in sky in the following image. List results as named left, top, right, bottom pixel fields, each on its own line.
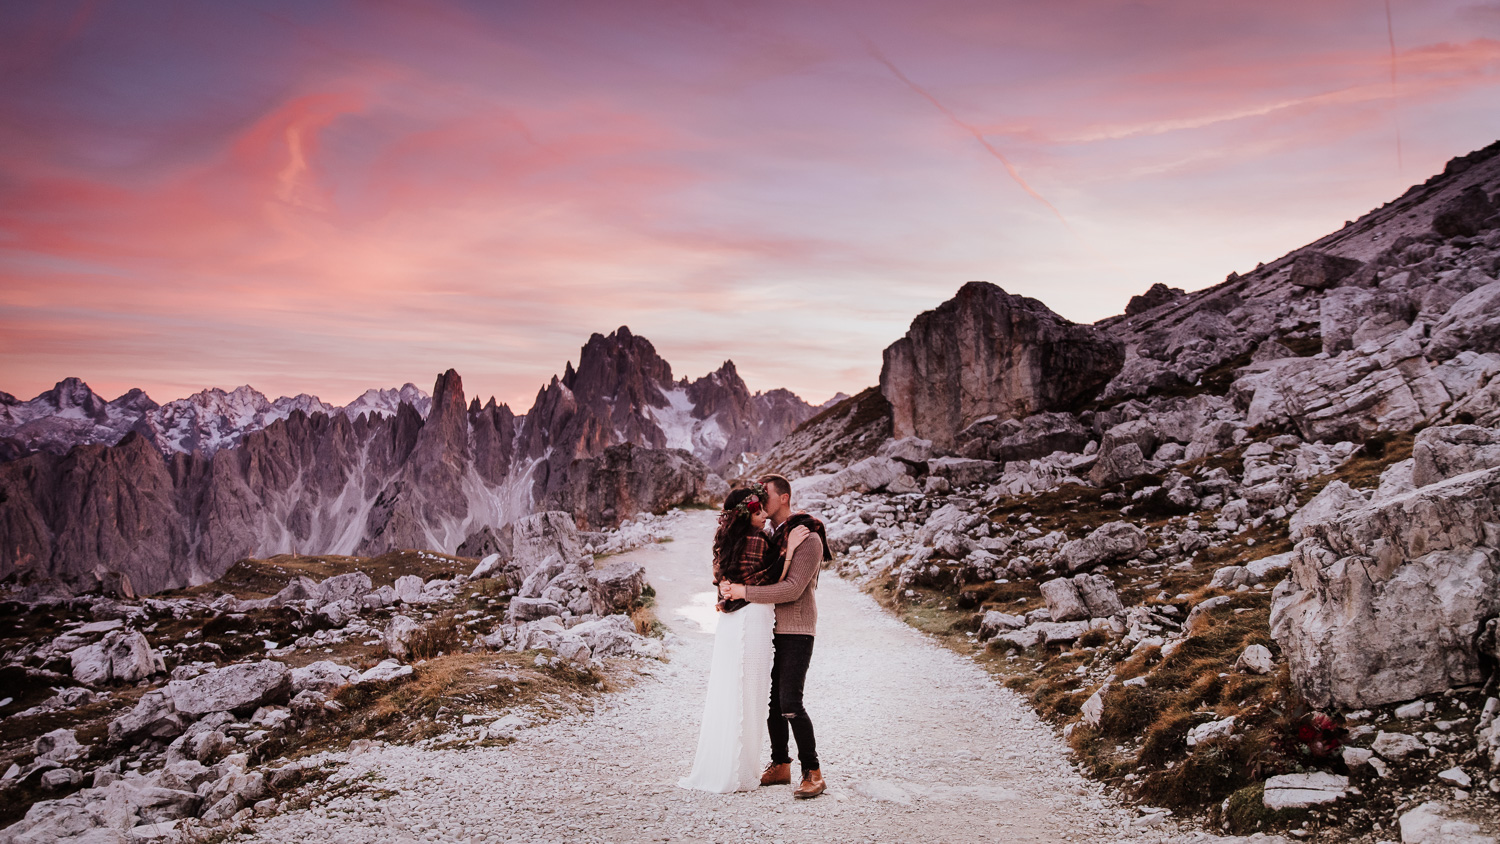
left=864, top=41, right=1077, bottom=237
left=1385, top=0, right=1404, bottom=175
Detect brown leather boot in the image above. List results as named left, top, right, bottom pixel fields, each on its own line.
left=793, top=768, right=825, bottom=799
left=759, top=762, right=791, bottom=786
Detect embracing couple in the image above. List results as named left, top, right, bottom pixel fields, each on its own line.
left=677, top=473, right=831, bottom=799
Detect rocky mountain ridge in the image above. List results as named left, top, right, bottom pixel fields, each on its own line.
left=0, top=379, right=434, bottom=462
left=0, top=328, right=814, bottom=595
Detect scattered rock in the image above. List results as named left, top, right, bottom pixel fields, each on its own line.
left=166, top=661, right=291, bottom=716
left=1372, top=730, right=1427, bottom=761
left=69, top=630, right=164, bottom=686
left=1262, top=771, right=1349, bottom=810
left=1399, top=800, right=1496, bottom=844
left=1234, top=644, right=1274, bottom=675
left=586, top=560, right=645, bottom=616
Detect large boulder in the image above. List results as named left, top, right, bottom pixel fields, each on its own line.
left=1431, top=184, right=1497, bottom=238
left=166, top=661, right=292, bottom=716
left=1412, top=424, right=1500, bottom=487
left=984, top=412, right=1090, bottom=462
left=69, top=629, right=164, bottom=686
left=289, top=660, right=358, bottom=694
left=1428, top=280, right=1500, bottom=361
left=1088, top=442, right=1147, bottom=486
left=1271, top=445, right=1500, bottom=707
left=108, top=689, right=188, bottom=743
left=1056, top=522, right=1148, bottom=572
left=880, top=282, right=1123, bottom=449
left=506, top=596, right=566, bottom=623
left=586, top=561, right=645, bottom=616
left=1040, top=574, right=1123, bottom=621
left=1124, top=282, right=1186, bottom=316
left=925, top=456, right=1001, bottom=489
left=511, top=511, right=585, bottom=574
left=1288, top=250, right=1364, bottom=290
left=384, top=616, right=421, bottom=659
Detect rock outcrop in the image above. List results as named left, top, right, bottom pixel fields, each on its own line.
left=0, top=325, right=810, bottom=592
left=880, top=282, right=1123, bottom=448
left=1271, top=425, right=1500, bottom=707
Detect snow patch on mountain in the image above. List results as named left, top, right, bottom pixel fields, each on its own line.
left=649, top=387, right=729, bottom=457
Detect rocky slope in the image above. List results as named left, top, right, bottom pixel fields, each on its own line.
left=0, top=328, right=814, bottom=595
left=747, top=140, right=1500, bottom=839
left=0, top=511, right=668, bottom=841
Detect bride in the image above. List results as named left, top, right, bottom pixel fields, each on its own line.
left=678, top=484, right=808, bottom=793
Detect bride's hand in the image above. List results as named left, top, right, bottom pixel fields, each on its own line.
left=786, top=525, right=811, bottom=557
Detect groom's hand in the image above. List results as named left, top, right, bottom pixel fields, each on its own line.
left=719, top=581, right=733, bottom=598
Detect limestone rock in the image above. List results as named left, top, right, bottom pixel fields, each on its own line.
left=1432, top=184, right=1498, bottom=238
left=512, top=511, right=585, bottom=573
left=166, top=661, right=291, bottom=716
left=1413, top=424, right=1500, bottom=486
left=1428, top=280, right=1500, bottom=361
left=384, top=616, right=420, bottom=659
left=1187, top=715, right=1236, bottom=746
left=108, top=690, right=187, bottom=744
left=1039, top=578, right=1089, bottom=623
left=507, top=597, right=566, bottom=623
left=1125, top=282, right=1186, bottom=316
left=357, top=659, right=414, bottom=684
left=1057, top=522, right=1148, bottom=572
left=586, top=561, right=645, bottom=616
left=34, top=728, right=84, bottom=763
left=978, top=611, right=1026, bottom=639
left=546, top=443, right=721, bottom=530
left=290, top=660, right=358, bottom=694
left=1289, top=250, right=1364, bottom=290
left=1234, top=644, right=1275, bottom=675
left=880, top=281, right=1123, bottom=449
left=568, top=614, right=651, bottom=658
left=1262, top=771, right=1349, bottom=810
left=987, top=412, right=1090, bottom=463
left=1399, top=801, right=1496, bottom=844
left=1271, top=463, right=1500, bottom=707
left=1088, top=441, right=1146, bottom=486
left=877, top=437, right=933, bottom=463
left=925, top=456, right=1001, bottom=489
left=1041, top=574, right=1123, bottom=621
left=69, top=630, right=164, bottom=686
left=1372, top=730, right=1427, bottom=761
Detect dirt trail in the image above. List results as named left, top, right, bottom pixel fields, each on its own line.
left=235, top=510, right=1177, bottom=844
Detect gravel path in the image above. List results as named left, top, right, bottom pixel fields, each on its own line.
left=231, top=511, right=1185, bottom=844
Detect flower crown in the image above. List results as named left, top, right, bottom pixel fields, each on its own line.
left=720, top=482, right=769, bottom=525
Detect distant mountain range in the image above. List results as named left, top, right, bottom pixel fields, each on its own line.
left=0, top=327, right=820, bottom=593
left=0, top=379, right=434, bottom=462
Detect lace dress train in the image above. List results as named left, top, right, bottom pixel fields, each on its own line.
left=677, top=602, right=775, bottom=792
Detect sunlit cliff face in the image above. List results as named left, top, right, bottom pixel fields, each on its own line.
left=2, top=0, right=1496, bottom=407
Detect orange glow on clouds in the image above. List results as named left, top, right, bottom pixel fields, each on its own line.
left=1, top=0, right=1497, bottom=408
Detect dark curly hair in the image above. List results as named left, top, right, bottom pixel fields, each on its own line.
left=712, top=486, right=764, bottom=576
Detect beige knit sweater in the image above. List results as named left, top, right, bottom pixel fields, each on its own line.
left=743, top=531, right=822, bottom=636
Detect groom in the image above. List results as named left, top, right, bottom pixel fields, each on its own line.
left=720, top=473, right=831, bottom=799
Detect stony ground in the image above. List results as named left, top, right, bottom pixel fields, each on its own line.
left=224, top=511, right=1191, bottom=844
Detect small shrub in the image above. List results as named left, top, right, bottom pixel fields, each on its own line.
left=405, top=613, right=461, bottom=661
left=1076, top=628, right=1110, bottom=649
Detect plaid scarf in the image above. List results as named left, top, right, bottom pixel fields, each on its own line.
left=714, top=534, right=778, bottom=613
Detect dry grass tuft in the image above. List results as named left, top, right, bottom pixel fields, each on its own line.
left=404, top=613, right=462, bottom=662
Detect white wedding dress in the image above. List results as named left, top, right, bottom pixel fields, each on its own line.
left=677, top=601, right=775, bottom=792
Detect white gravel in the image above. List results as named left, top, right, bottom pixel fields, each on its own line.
left=228, top=510, right=1201, bottom=844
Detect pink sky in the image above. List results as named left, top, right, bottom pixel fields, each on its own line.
left=2, top=0, right=1498, bottom=409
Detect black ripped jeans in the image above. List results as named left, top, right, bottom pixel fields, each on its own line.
left=768, top=633, right=818, bottom=771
